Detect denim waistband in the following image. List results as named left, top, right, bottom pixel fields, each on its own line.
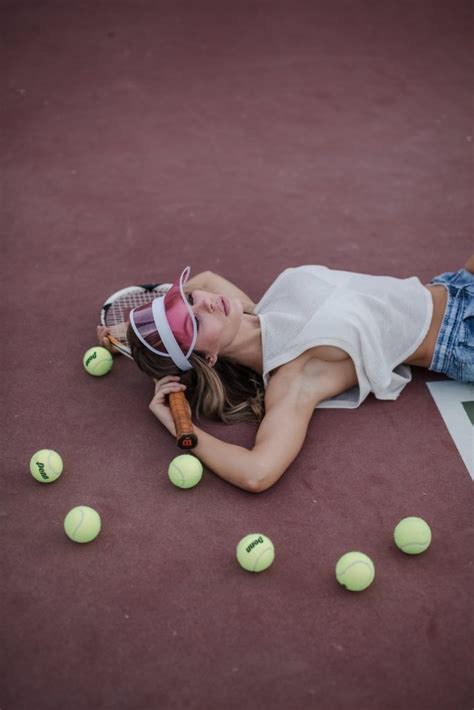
left=429, top=282, right=463, bottom=372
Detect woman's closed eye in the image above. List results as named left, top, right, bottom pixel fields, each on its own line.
left=186, top=293, right=200, bottom=329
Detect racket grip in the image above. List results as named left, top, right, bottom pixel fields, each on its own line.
left=168, top=391, right=198, bottom=450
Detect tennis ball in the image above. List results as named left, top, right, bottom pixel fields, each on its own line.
left=168, top=454, right=203, bottom=489
left=335, top=551, right=375, bottom=592
left=29, top=449, right=63, bottom=483
left=64, top=506, right=101, bottom=543
left=394, top=517, right=432, bottom=554
left=236, top=533, right=275, bottom=572
left=83, top=346, right=113, bottom=376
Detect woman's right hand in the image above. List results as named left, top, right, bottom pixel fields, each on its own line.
left=96, top=325, right=115, bottom=352
left=149, top=376, right=189, bottom=437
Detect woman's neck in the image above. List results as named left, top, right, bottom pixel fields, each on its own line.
left=223, top=313, right=263, bottom=374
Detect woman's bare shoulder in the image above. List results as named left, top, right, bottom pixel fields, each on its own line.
left=266, top=351, right=358, bottom=409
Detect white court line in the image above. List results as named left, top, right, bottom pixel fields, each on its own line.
left=426, top=381, right=474, bottom=479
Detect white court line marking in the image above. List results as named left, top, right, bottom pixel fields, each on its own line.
left=426, top=381, right=474, bottom=479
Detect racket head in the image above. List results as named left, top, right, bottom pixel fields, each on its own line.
left=100, top=283, right=172, bottom=358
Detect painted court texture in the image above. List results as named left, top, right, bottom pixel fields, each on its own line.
left=2, top=2, right=473, bottom=709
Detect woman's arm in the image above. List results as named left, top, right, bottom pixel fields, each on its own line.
left=149, top=376, right=264, bottom=491
left=191, top=381, right=316, bottom=493
left=183, top=271, right=213, bottom=291
left=191, top=358, right=357, bottom=493
left=191, top=425, right=265, bottom=492
left=190, top=365, right=323, bottom=493
left=182, top=270, right=256, bottom=312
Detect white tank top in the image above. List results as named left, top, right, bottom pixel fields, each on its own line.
left=254, top=265, right=433, bottom=409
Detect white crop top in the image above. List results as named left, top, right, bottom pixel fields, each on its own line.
left=254, top=265, right=433, bottom=409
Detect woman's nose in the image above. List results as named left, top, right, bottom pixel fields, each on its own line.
left=193, top=294, right=215, bottom=313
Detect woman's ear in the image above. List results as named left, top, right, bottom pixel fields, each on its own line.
left=206, top=354, right=218, bottom=368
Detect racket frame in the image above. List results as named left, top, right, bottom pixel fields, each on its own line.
left=99, top=283, right=198, bottom=449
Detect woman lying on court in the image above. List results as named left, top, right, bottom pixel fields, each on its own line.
left=97, top=256, right=474, bottom=493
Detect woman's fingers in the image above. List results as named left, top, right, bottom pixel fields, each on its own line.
left=148, top=376, right=190, bottom=438
left=96, top=325, right=112, bottom=349
left=155, top=384, right=186, bottom=399
left=154, top=376, right=181, bottom=388
left=152, top=377, right=186, bottom=400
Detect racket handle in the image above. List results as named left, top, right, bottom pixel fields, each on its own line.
left=105, top=335, right=197, bottom=448
left=168, top=391, right=198, bottom=450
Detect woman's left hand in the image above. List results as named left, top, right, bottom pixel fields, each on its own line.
left=149, top=376, right=190, bottom=437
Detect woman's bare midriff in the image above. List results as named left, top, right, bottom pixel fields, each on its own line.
left=403, top=284, right=448, bottom=368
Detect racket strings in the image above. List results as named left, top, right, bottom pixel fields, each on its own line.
left=104, top=287, right=169, bottom=345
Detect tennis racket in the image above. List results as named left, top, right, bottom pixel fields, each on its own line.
left=100, top=283, right=198, bottom=450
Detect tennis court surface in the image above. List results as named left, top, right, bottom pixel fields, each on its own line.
left=2, top=1, right=473, bottom=709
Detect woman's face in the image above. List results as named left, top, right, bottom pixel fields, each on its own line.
left=186, top=289, right=243, bottom=365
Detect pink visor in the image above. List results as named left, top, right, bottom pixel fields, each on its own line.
left=129, top=266, right=197, bottom=371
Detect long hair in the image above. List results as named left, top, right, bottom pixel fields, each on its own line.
left=126, top=300, right=266, bottom=424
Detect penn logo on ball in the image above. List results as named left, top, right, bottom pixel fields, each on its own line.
left=29, top=449, right=63, bottom=483
left=236, top=533, right=275, bottom=572
left=83, top=347, right=113, bottom=376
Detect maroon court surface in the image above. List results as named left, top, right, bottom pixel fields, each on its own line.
left=2, top=2, right=473, bottom=709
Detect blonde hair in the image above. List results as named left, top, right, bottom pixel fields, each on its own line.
left=126, top=304, right=265, bottom=424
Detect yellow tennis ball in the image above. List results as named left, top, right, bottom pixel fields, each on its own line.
left=64, top=506, right=101, bottom=543
left=83, top=346, right=113, bottom=376
left=29, top=449, right=63, bottom=483
left=335, top=551, right=375, bottom=592
left=236, top=533, right=275, bottom=572
left=394, top=517, right=432, bottom=554
left=168, top=454, right=203, bottom=489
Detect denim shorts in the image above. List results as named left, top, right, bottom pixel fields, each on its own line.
left=429, top=268, right=474, bottom=384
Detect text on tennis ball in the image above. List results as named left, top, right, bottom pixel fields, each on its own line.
left=85, top=351, right=99, bottom=368
left=244, top=536, right=266, bottom=554
left=34, top=462, right=49, bottom=481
